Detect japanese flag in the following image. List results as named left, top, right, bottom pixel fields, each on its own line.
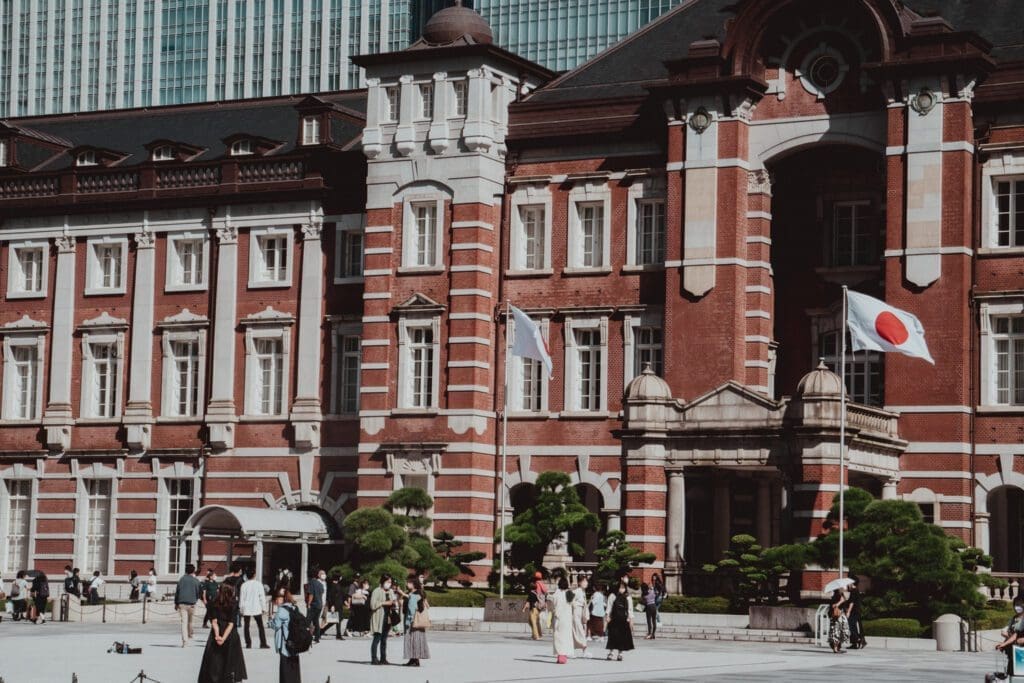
left=509, top=304, right=554, bottom=378
left=846, top=290, right=934, bottom=364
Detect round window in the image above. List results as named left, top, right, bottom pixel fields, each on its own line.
left=798, top=45, right=849, bottom=99
left=808, top=54, right=841, bottom=90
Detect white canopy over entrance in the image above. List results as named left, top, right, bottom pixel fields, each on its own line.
left=182, top=505, right=336, bottom=600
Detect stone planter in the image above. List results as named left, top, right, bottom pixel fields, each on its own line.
left=748, top=605, right=817, bottom=632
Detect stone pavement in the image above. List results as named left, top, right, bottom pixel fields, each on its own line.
left=0, top=619, right=1003, bottom=682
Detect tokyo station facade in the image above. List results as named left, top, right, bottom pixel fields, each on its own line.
left=2, top=0, right=1024, bottom=593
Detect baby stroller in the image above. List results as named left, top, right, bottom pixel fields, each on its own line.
left=987, top=644, right=1024, bottom=682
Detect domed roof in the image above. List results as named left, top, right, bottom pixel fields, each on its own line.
left=422, top=3, right=493, bottom=46
left=796, top=360, right=846, bottom=398
left=624, top=363, right=673, bottom=401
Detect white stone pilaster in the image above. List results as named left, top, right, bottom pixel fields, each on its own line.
left=124, top=230, right=156, bottom=450
left=290, top=212, right=325, bottom=449
left=904, top=79, right=944, bottom=287
left=428, top=72, right=450, bottom=154
left=463, top=68, right=494, bottom=152
left=206, top=224, right=239, bottom=449
left=882, top=477, right=899, bottom=500
left=395, top=74, right=416, bottom=156
left=665, top=470, right=686, bottom=593
left=683, top=101, right=719, bottom=296
left=43, top=235, right=76, bottom=450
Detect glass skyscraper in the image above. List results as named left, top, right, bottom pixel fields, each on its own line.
left=0, top=0, right=682, bottom=117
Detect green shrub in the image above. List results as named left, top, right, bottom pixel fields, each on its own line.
left=861, top=618, right=926, bottom=638
left=975, top=606, right=1014, bottom=631
left=423, top=588, right=505, bottom=608
left=659, top=595, right=733, bottom=614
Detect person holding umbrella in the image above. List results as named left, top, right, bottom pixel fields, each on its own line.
left=823, top=577, right=854, bottom=654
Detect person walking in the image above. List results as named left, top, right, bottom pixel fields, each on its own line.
left=550, top=577, right=574, bottom=665
left=305, top=570, right=326, bottom=644
left=269, top=587, right=302, bottom=683
left=202, top=570, right=219, bottom=628
left=239, top=573, right=270, bottom=649
left=369, top=574, right=398, bottom=665
left=30, top=570, right=49, bottom=623
left=846, top=580, right=866, bottom=649
left=605, top=581, right=634, bottom=661
left=996, top=597, right=1024, bottom=678
left=175, top=563, right=204, bottom=648
left=402, top=578, right=430, bottom=667
left=88, top=571, right=104, bottom=605
left=587, top=583, right=606, bottom=641
left=10, top=570, right=28, bottom=620
left=827, top=589, right=849, bottom=654
left=142, top=568, right=158, bottom=601
left=64, top=567, right=82, bottom=600
left=349, top=578, right=370, bottom=637
left=652, top=573, right=666, bottom=625
left=641, top=582, right=658, bottom=639
left=523, top=582, right=544, bottom=640
left=129, top=570, right=141, bottom=602
left=198, top=583, right=248, bottom=683
left=571, top=576, right=590, bottom=658
left=326, top=573, right=345, bottom=640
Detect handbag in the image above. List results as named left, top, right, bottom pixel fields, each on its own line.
left=412, top=603, right=431, bottom=631
left=388, top=607, right=401, bottom=628
left=324, top=610, right=340, bottom=625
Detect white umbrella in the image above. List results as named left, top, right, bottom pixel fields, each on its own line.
left=823, top=577, right=855, bottom=593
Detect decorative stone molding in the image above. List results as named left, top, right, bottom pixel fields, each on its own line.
left=300, top=221, right=323, bottom=241
left=134, top=231, right=156, bottom=249
left=215, top=226, right=238, bottom=245
left=240, top=306, right=296, bottom=327
left=1, top=315, right=48, bottom=332
left=55, top=234, right=76, bottom=253
left=78, top=311, right=129, bottom=330
left=747, top=169, right=772, bottom=195
left=157, top=308, right=209, bottom=329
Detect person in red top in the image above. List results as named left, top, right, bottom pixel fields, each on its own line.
left=533, top=572, right=547, bottom=599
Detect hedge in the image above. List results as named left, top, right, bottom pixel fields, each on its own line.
left=424, top=588, right=506, bottom=607
left=976, top=606, right=1015, bottom=631
left=659, top=595, right=733, bottom=614
left=861, top=618, right=927, bottom=638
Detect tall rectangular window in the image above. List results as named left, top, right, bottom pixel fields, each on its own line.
left=90, top=242, right=124, bottom=292
left=88, top=343, right=118, bottom=418
left=575, top=329, right=602, bottom=411
left=411, top=203, right=438, bottom=267
left=634, top=326, right=664, bottom=377
left=338, top=230, right=363, bottom=278
left=452, top=80, right=467, bottom=117
left=4, top=480, right=31, bottom=572
left=831, top=201, right=875, bottom=267
left=255, top=338, right=284, bottom=415
left=518, top=206, right=545, bottom=270
left=302, top=116, right=321, bottom=145
left=409, top=327, right=434, bottom=409
left=8, top=345, right=38, bottom=420
left=335, top=334, right=360, bottom=414
left=578, top=203, right=604, bottom=268
left=13, top=247, right=43, bottom=293
left=174, top=239, right=204, bottom=287
left=636, top=200, right=666, bottom=265
left=819, top=330, right=883, bottom=406
left=994, top=317, right=1024, bottom=405
left=166, top=479, right=193, bottom=574
left=995, top=180, right=1024, bottom=248
left=418, top=83, right=433, bottom=119
left=385, top=85, right=399, bottom=122
left=519, top=358, right=543, bottom=411
left=85, top=479, right=111, bottom=573
left=170, top=341, right=200, bottom=417
left=258, top=235, right=288, bottom=283
left=0, top=140, right=7, bottom=166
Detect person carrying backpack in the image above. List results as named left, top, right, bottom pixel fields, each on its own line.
left=270, top=586, right=310, bottom=683
left=30, top=571, right=49, bottom=624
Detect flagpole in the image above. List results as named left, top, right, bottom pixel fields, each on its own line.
left=839, top=285, right=848, bottom=580
left=499, top=299, right=511, bottom=600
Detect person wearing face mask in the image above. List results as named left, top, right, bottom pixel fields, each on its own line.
left=369, top=574, right=398, bottom=665
left=605, top=579, right=634, bottom=661
left=306, top=570, right=327, bottom=644
left=996, top=598, right=1024, bottom=676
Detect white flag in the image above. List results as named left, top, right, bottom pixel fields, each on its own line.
left=509, top=304, right=554, bottom=378
left=846, top=290, right=934, bottom=364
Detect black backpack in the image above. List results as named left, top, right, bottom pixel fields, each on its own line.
left=34, top=576, right=49, bottom=599
left=612, top=593, right=628, bottom=620
left=285, top=605, right=314, bottom=654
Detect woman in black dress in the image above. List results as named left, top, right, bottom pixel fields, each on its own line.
left=605, top=582, right=635, bottom=661
left=198, top=583, right=248, bottom=683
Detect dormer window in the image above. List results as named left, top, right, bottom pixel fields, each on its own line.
left=77, top=150, right=97, bottom=167
left=302, top=117, right=321, bottom=145
left=0, top=139, right=7, bottom=167
left=153, top=145, right=175, bottom=162
left=230, top=139, right=253, bottom=156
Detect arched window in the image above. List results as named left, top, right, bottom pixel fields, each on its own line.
left=153, top=145, right=175, bottom=162
left=230, top=139, right=253, bottom=156
left=77, top=150, right=97, bottom=167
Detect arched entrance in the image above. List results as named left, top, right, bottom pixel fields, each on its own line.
left=768, top=145, right=886, bottom=404
left=989, top=487, right=1024, bottom=573
left=569, top=483, right=607, bottom=563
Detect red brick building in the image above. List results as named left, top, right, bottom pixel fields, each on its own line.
left=2, top=0, right=1024, bottom=594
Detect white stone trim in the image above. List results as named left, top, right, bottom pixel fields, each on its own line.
left=333, top=213, right=366, bottom=283
left=567, top=181, right=612, bottom=270
left=164, top=231, right=210, bottom=292
left=622, top=311, right=663, bottom=389
left=397, top=314, right=441, bottom=410
left=883, top=405, right=971, bottom=414
left=508, top=316, right=550, bottom=415
left=979, top=298, right=1024, bottom=408
left=564, top=315, right=609, bottom=414
left=160, top=328, right=208, bottom=418
left=329, top=321, right=360, bottom=418
left=509, top=183, right=552, bottom=272
left=243, top=324, right=292, bottom=417
left=5, top=240, right=49, bottom=299
left=247, top=226, right=294, bottom=289
left=451, top=242, right=494, bottom=253
left=79, top=330, right=126, bottom=419
left=402, top=193, right=446, bottom=269
left=1, top=332, right=46, bottom=422
left=626, top=176, right=667, bottom=266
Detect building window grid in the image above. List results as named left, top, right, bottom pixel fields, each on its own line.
left=634, top=326, right=664, bottom=377
left=575, top=328, right=602, bottom=411
left=121, top=3, right=137, bottom=107
left=338, top=229, right=363, bottom=278
left=289, top=3, right=302, bottom=93
left=418, top=83, right=433, bottom=119
left=4, top=480, right=31, bottom=573
left=519, top=357, right=543, bottom=411
left=636, top=200, right=666, bottom=265
left=385, top=85, right=400, bottom=122
left=326, top=0, right=343, bottom=91
left=819, top=330, right=884, bottom=406
left=409, top=327, right=434, bottom=409
left=84, top=479, right=111, bottom=574
left=452, top=79, right=467, bottom=117
left=95, top=243, right=123, bottom=290
left=412, top=203, right=438, bottom=267
left=335, top=333, right=360, bottom=414
left=170, top=340, right=200, bottom=417
left=160, top=0, right=211, bottom=106
left=166, top=479, right=193, bottom=574
left=13, top=247, right=44, bottom=293
left=578, top=202, right=604, bottom=268
left=257, top=234, right=288, bottom=283
left=302, top=116, right=321, bottom=145
left=8, top=344, right=39, bottom=420
left=995, top=179, right=1024, bottom=248
left=89, top=342, right=118, bottom=418
left=831, top=200, right=875, bottom=267
left=994, top=316, right=1024, bottom=405
left=85, top=0, right=102, bottom=111
left=254, top=337, right=284, bottom=415
left=518, top=205, right=545, bottom=270
left=308, top=1, right=323, bottom=92
left=251, top=0, right=267, bottom=97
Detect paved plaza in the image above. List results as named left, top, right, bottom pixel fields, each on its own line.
left=0, top=620, right=1004, bottom=682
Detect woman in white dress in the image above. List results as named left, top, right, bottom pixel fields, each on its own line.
left=571, top=576, right=590, bottom=658
left=549, top=577, right=574, bottom=664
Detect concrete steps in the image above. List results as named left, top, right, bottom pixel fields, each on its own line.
left=431, top=619, right=815, bottom=644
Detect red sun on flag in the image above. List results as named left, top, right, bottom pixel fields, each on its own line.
left=874, top=311, right=909, bottom=345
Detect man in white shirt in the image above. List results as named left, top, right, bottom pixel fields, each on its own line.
left=239, top=574, right=269, bottom=649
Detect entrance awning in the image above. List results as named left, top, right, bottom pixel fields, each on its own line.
left=181, top=504, right=333, bottom=543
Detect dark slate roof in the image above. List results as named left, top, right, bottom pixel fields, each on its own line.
left=5, top=91, right=366, bottom=171
left=527, top=0, right=1024, bottom=105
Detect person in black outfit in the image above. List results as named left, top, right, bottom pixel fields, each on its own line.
left=846, top=580, right=866, bottom=649
left=30, top=571, right=49, bottom=623
left=326, top=573, right=346, bottom=640
left=64, top=567, right=81, bottom=598
left=198, top=583, right=248, bottom=683
left=201, top=570, right=219, bottom=628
